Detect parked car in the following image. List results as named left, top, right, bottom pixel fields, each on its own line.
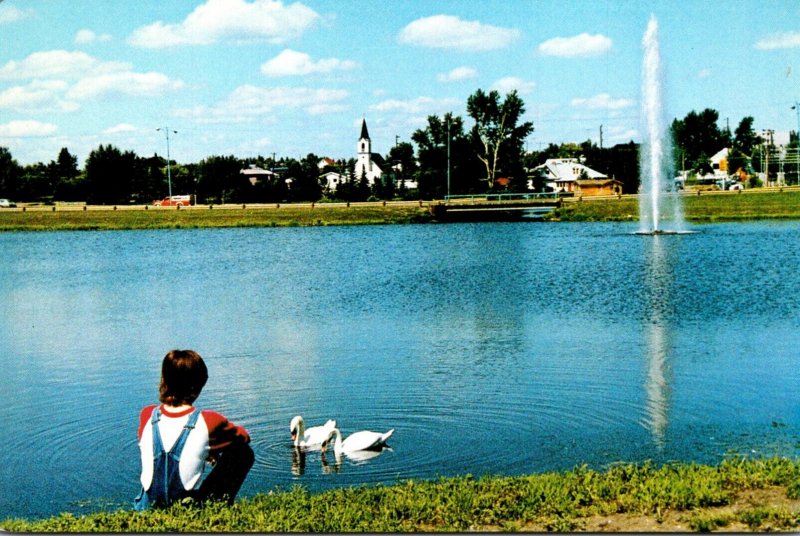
left=153, top=195, right=192, bottom=207
left=0, top=199, right=17, bottom=208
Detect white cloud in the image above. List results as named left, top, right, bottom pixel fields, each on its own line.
left=67, top=72, right=185, bottom=100
left=0, top=5, right=33, bottom=24
left=370, top=96, right=459, bottom=115
left=697, top=68, right=712, bottom=79
left=0, top=50, right=185, bottom=109
left=437, top=66, right=478, bottom=83
left=174, top=85, right=349, bottom=123
left=570, top=93, right=633, bottom=110
left=0, top=50, right=129, bottom=81
left=491, top=76, right=536, bottom=95
left=128, top=0, right=319, bottom=48
left=398, top=15, right=519, bottom=51
left=0, top=81, right=78, bottom=113
left=0, top=120, right=58, bottom=138
left=537, top=33, right=612, bottom=58
left=103, top=123, right=139, bottom=135
left=75, top=29, right=113, bottom=44
left=754, top=31, right=800, bottom=50
left=260, top=49, right=357, bottom=76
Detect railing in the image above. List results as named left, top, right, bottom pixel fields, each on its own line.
left=444, top=192, right=569, bottom=202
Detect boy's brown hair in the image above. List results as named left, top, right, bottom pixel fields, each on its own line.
left=159, top=349, right=208, bottom=406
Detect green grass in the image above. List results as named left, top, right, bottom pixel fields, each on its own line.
left=3, top=457, right=799, bottom=532
left=0, top=203, right=433, bottom=232
left=4, top=189, right=800, bottom=232
left=557, top=189, right=800, bottom=223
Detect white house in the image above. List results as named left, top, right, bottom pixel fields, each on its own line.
left=240, top=164, right=275, bottom=186
left=353, top=119, right=384, bottom=185
left=320, top=171, right=348, bottom=191
left=529, top=158, right=608, bottom=192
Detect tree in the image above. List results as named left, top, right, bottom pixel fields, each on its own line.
left=50, top=148, right=82, bottom=201
left=0, top=147, right=22, bottom=199
left=196, top=155, right=243, bottom=204
left=84, top=144, right=140, bottom=204
left=466, top=89, right=533, bottom=189
left=670, top=108, right=725, bottom=173
left=411, top=113, right=480, bottom=198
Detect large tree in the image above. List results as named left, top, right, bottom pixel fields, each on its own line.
left=411, top=113, right=480, bottom=198
left=0, top=147, right=22, bottom=199
left=84, top=144, right=140, bottom=204
left=670, top=108, right=725, bottom=173
left=466, top=89, right=533, bottom=189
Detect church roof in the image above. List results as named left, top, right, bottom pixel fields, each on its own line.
left=359, top=118, right=370, bottom=140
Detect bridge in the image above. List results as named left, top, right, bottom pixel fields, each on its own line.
left=431, top=193, right=566, bottom=222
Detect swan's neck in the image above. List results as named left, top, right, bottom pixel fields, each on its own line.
left=293, top=420, right=305, bottom=446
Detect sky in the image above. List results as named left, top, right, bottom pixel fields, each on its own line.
left=0, top=0, right=799, bottom=166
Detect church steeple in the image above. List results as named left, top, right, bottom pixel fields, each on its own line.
left=359, top=118, right=370, bottom=141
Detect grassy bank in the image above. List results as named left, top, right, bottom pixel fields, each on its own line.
left=4, top=458, right=799, bottom=532
left=557, top=189, right=800, bottom=223
left=0, top=202, right=432, bottom=232
left=3, top=189, right=800, bottom=232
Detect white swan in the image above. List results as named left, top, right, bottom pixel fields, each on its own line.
left=325, top=427, right=394, bottom=454
left=290, top=416, right=336, bottom=448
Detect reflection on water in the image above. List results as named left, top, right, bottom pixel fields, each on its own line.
left=1, top=223, right=799, bottom=520
left=641, top=235, right=675, bottom=448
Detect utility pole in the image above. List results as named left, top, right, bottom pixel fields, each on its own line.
left=446, top=119, right=451, bottom=201
left=599, top=124, right=603, bottom=150
left=793, top=102, right=800, bottom=184
left=156, top=127, right=177, bottom=199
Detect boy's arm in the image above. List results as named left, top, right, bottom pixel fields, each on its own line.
left=202, top=410, right=251, bottom=451
left=137, top=404, right=158, bottom=440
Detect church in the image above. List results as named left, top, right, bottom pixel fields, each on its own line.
left=353, top=118, right=386, bottom=185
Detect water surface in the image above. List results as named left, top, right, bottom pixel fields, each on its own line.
left=0, top=221, right=798, bottom=519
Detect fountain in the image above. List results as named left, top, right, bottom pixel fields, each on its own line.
left=636, top=15, right=690, bottom=235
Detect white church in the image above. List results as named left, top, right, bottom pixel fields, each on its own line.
left=353, top=118, right=385, bottom=185
left=319, top=118, right=416, bottom=192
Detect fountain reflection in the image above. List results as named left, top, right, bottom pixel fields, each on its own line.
left=642, top=236, right=675, bottom=449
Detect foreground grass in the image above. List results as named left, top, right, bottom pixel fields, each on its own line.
left=4, top=458, right=799, bottom=532
left=0, top=202, right=432, bottom=232
left=558, top=189, right=800, bottom=222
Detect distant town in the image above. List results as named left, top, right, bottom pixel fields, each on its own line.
left=1, top=90, right=798, bottom=207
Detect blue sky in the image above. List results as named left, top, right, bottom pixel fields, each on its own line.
left=1, top=0, right=798, bottom=166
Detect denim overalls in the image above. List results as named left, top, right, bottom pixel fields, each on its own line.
left=134, top=408, right=201, bottom=510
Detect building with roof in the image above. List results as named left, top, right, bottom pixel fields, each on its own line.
left=354, top=118, right=384, bottom=185
left=528, top=158, right=609, bottom=193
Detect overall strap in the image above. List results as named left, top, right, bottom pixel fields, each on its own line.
left=150, top=408, right=164, bottom=456
left=168, top=409, right=201, bottom=456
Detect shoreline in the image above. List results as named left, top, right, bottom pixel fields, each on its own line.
left=2, top=189, right=800, bottom=232
left=3, top=457, right=799, bottom=532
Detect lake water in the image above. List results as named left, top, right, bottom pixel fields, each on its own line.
left=1, top=221, right=798, bottom=519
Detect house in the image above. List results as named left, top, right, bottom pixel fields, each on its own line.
left=240, top=164, right=275, bottom=186
left=575, top=178, right=623, bottom=196
left=353, top=119, right=384, bottom=185
left=529, top=158, right=609, bottom=193
left=317, top=157, right=336, bottom=171
left=320, top=171, right=348, bottom=191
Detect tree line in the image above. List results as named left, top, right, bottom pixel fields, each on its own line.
left=1, top=88, right=795, bottom=205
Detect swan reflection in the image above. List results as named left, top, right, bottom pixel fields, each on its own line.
left=292, top=444, right=392, bottom=476
left=321, top=447, right=393, bottom=473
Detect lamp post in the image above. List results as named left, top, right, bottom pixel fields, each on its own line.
left=446, top=118, right=451, bottom=202
left=792, top=102, right=800, bottom=184
left=157, top=127, right=177, bottom=199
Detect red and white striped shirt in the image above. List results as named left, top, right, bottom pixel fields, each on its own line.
left=137, top=404, right=250, bottom=491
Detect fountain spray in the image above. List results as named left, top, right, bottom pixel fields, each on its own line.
left=638, top=15, right=687, bottom=234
